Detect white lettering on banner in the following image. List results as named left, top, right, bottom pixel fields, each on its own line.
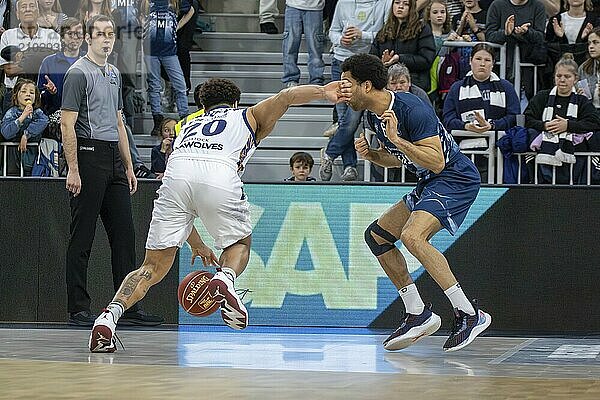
left=193, top=201, right=421, bottom=310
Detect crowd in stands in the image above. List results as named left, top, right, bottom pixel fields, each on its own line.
left=1, top=0, right=599, bottom=184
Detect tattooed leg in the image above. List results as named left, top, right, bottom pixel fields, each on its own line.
left=112, top=248, right=178, bottom=310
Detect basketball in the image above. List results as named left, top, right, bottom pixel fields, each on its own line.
left=178, top=271, right=220, bottom=317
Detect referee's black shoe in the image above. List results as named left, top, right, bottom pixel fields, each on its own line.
left=118, top=309, right=164, bottom=326
left=68, top=310, right=97, bottom=326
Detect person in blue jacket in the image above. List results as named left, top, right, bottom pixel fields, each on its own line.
left=346, top=53, right=491, bottom=353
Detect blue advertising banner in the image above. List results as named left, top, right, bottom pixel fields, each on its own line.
left=179, top=185, right=507, bottom=327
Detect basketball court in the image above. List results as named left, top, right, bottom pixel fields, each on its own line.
left=1, top=325, right=599, bottom=399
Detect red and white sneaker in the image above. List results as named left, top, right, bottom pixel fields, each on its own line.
left=208, top=269, right=249, bottom=330
left=89, top=310, right=117, bottom=353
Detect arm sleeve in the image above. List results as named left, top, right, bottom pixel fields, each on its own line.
left=442, top=82, right=467, bottom=131
left=492, top=80, right=520, bottom=130
left=405, top=104, right=440, bottom=142
left=524, top=92, right=548, bottom=132
left=0, top=33, right=9, bottom=66
left=328, top=8, right=344, bottom=46
left=151, top=146, right=167, bottom=173
left=0, top=109, right=20, bottom=140
left=61, top=68, right=86, bottom=111
left=567, top=97, right=600, bottom=133
left=485, top=4, right=507, bottom=44
left=24, top=109, right=49, bottom=139
left=524, top=3, right=547, bottom=45
left=397, top=25, right=436, bottom=73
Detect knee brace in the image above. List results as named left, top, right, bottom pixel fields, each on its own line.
left=364, top=220, right=398, bottom=256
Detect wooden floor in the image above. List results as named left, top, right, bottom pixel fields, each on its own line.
left=1, top=326, right=599, bottom=399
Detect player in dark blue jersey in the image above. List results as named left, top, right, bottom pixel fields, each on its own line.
left=344, top=54, right=491, bottom=352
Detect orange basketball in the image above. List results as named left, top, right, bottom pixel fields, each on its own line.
left=178, top=270, right=220, bottom=317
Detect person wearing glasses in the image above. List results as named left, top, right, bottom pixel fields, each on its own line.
left=37, top=17, right=84, bottom=117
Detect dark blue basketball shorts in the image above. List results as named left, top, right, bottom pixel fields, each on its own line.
left=403, top=154, right=480, bottom=235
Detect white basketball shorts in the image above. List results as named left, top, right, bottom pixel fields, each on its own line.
left=145, top=158, right=252, bottom=250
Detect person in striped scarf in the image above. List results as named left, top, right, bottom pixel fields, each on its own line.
left=524, top=53, right=600, bottom=183
left=442, top=43, right=520, bottom=181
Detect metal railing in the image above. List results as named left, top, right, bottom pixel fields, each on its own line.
left=1, top=142, right=39, bottom=177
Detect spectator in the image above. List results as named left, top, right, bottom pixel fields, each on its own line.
left=0, top=0, right=61, bottom=113
left=387, top=62, right=432, bottom=104
left=425, top=0, right=459, bottom=57
left=486, top=0, right=546, bottom=99
left=282, top=0, right=325, bottom=87
left=142, top=0, right=189, bottom=136
left=76, top=0, right=113, bottom=22
left=524, top=53, right=600, bottom=184
left=371, top=0, right=436, bottom=91
left=443, top=43, right=520, bottom=180
left=0, top=78, right=48, bottom=175
left=259, top=0, right=279, bottom=33
left=61, top=14, right=163, bottom=326
left=0, top=0, right=12, bottom=35
left=38, top=0, right=68, bottom=31
left=37, top=17, right=83, bottom=118
left=176, top=0, right=199, bottom=95
left=112, top=0, right=142, bottom=130
left=443, top=43, right=520, bottom=133
left=151, top=117, right=176, bottom=179
left=284, top=151, right=317, bottom=181
left=578, top=27, right=600, bottom=109
left=545, top=0, right=597, bottom=66
left=319, top=0, right=391, bottom=181
left=453, top=0, right=486, bottom=41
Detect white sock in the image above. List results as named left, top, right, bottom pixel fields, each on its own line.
left=398, top=284, right=425, bottom=315
left=219, top=267, right=237, bottom=282
left=107, top=302, right=124, bottom=321
left=444, top=283, right=476, bottom=315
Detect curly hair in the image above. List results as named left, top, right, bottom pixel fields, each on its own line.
left=376, top=0, right=424, bottom=43
left=341, top=54, right=388, bottom=90
left=198, top=78, right=241, bottom=110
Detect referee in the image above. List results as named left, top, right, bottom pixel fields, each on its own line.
left=61, top=14, right=163, bottom=327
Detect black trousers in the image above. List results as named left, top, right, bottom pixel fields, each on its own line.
left=66, top=138, right=139, bottom=313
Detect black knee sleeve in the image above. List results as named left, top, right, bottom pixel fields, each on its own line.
left=364, top=220, right=398, bottom=256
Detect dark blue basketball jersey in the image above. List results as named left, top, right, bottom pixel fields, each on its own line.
left=366, top=91, right=461, bottom=179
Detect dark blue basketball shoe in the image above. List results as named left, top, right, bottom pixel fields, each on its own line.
left=383, top=305, right=442, bottom=351
left=443, top=301, right=491, bottom=352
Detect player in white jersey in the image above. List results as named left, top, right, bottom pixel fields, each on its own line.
left=89, top=78, right=345, bottom=352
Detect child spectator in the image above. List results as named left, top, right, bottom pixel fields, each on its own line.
left=151, top=117, right=177, bottom=179
left=0, top=79, right=49, bottom=175
left=424, top=0, right=459, bottom=57
left=284, top=151, right=317, bottom=181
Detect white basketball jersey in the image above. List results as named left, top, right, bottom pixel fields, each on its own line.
left=170, top=107, right=257, bottom=175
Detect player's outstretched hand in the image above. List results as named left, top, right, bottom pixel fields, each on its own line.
left=191, top=243, right=220, bottom=267
left=323, top=80, right=351, bottom=104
